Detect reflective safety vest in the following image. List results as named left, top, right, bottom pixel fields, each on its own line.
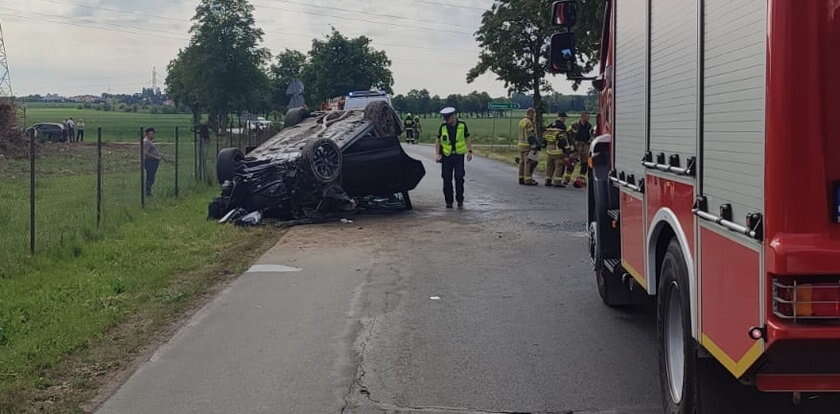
left=439, top=122, right=468, bottom=156
left=518, top=118, right=534, bottom=151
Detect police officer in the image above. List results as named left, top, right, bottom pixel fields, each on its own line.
left=435, top=107, right=473, bottom=209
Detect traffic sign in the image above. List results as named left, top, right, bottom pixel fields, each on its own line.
left=488, top=102, right=520, bottom=110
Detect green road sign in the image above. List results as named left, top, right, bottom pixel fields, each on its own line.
left=488, top=102, right=520, bottom=110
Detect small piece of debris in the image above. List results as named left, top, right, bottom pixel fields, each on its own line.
left=429, top=296, right=441, bottom=301
left=340, top=218, right=354, bottom=224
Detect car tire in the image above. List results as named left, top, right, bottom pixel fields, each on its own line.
left=301, top=138, right=342, bottom=184
left=364, top=101, right=402, bottom=137
left=658, top=238, right=708, bottom=414
left=216, top=147, right=244, bottom=185
left=402, top=191, right=413, bottom=211
left=284, top=107, right=309, bottom=128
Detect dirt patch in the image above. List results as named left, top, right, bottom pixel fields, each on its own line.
left=0, top=102, right=33, bottom=160
left=3, top=227, right=283, bottom=414
left=0, top=142, right=141, bottom=177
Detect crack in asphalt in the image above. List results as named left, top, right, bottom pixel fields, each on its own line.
left=340, top=315, right=378, bottom=414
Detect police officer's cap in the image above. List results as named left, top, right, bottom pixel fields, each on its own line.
left=440, top=107, right=457, bottom=117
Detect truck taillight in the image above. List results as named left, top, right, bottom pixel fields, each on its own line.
left=773, top=277, right=840, bottom=321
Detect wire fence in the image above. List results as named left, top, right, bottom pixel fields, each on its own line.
left=0, top=124, right=277, bottom=279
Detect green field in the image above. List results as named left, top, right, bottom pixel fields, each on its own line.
left=407, top=111, right=590, bottom=144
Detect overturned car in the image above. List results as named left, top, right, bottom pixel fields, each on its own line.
left=208, top=101, right=426, bottom=224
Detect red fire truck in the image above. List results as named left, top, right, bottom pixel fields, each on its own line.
left=554, top=0, right=840, bottom=411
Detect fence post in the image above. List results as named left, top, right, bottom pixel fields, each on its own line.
left=175, top=126, right=180, bottom=197
left=29, top=128, right=35, bottom=255
left=140, top=127, right=145, bottom=208
left=194, top=128, right=198, bottom=182
left=97, top=127, right=102, bottom=230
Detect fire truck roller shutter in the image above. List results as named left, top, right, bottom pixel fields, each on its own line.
left=614, top=0, right=647, bottom=181
left=649, top=0, right=698, bottom=168
left=695, top=0, right=768, bottom=381
left=701, top=0, right=766, bottom=228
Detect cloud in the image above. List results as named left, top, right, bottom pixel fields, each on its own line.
left=7, top=0, right=581, bottom=98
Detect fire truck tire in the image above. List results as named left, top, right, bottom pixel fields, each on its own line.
left=658, top=239, right=711, bottom=414
left=216, top=147, right=244, bottom=185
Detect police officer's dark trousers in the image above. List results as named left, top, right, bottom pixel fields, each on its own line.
left=441, top=154, right=465, bottom=205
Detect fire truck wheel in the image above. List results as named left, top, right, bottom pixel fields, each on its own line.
left=658, top=239, right=701, bottom=413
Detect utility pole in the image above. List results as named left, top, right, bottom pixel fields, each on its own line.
left=152, top=66, right=158, bottom=92
left=0, top=20, right=13, bottom=98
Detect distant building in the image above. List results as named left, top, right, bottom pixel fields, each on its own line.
left=69, top=95, right=103, bottom=104
left=42, top=93, right=65, bottom=102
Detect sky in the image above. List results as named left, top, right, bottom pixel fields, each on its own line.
left=1, top=0, right=582, bottom=98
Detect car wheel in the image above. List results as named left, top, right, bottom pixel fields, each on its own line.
left=284, top=107, right=309, bottom=128
left=402, top=191, right=413, bottom=211
left=658, top=239, right=702, bottom=414
left=216, top=147, right=244, bottom=185
left=302, top=138, right=342, bottom=184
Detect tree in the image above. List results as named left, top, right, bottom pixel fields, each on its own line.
left=269, top=49, right=307, bottom=110
left=468, top=0, right=556, bottom=131
left=166, top=0, right=270, bottom=128
left=575, top=0, right=607, bottom=82
left=301, top=29, right=393, bottom=105
left=468, top=0, right=605, bottom=129
left=166, top=45, right=204, bottom=124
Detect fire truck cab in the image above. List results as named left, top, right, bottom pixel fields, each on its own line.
left=561, top=0, right=840, bottom=411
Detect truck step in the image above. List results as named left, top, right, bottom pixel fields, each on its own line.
left=604, top=258, right=621, bottom=274
left=607, top=209, right=620, bottom=221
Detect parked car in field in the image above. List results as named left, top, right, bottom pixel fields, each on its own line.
left=25, top=123, right=66, bottom=142
left=245, top=117, right=272, bottom=131
left=208, top=101, right=425, bottom=224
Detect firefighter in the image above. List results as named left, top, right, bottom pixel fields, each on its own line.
left=414, top=114, right=423, bottom=138
left=544, top=112, right=569, bottom=187
left=517, top=108, right=539, bottom=186
left=572, top=112, right=594, bottom=188
left=404, top=113, right=417, bottom=144
left=435, top=107, right=473, bottom=209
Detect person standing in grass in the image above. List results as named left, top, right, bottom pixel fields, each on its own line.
left=67, top=118, right=76, bottom=143
left=143, top=128, right=162, bottom=197
left=76, top=119, right=86, bottom=142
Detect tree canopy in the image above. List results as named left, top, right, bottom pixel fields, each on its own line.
left=467, top=0, right=605, bottom=128
left=300, top=29, right=393, bottom=106
left=166, top=0, right=270, bottom=125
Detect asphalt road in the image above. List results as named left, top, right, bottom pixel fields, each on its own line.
left=96, top=145, right=837, bottom=414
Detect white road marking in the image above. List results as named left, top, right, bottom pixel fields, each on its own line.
left=247, top=264, right=303, bottom=273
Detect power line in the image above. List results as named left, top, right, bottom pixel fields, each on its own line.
left=252, top=0, right=474, bottom=30
left=252, top=3, right=473, bottom=36
left=406, top=0, right=491, bottom=11
left=0, top=8, right=188, bottom=41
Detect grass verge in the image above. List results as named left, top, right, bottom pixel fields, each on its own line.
left=0, top=190, right=281, bottom=413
